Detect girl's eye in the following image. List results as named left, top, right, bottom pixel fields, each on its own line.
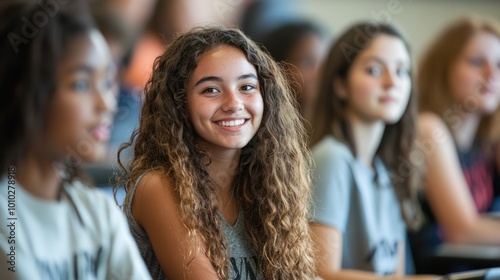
left=102, top=78, right=115, bottom=91
left=202, top=87, right=219, bottom=94
left=241, top=84, right=255, bottom=91
left=72, top=80, right=90, bottom=92
left=366, top=66, right=382, bottom=76
left=397, top=68, right=410, bottom=77
left=467, top=57, right=483, bottom=67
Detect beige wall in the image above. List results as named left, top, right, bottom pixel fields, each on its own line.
left=297, top=0, right=500, bottom=60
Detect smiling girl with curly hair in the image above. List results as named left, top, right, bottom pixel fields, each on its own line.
left=117, top=26, right=316, bottom=279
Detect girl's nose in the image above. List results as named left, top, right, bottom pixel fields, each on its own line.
left=94, top=83, right=117, bottom=113
left=221, top=90, right=243, bottom=112
left=383, top=71, right=396, bottom=89
left=483, top=61, right=497, bottom=82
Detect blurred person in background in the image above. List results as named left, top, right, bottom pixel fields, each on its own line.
left=0, top=0, right=151, bottom=279
left=410, top=15, right=500, bottom=274
left=239, top=0, right=300, bottom=42
left=309, top=21, right=437, bottom=280
left=123, top=0, right=252, bottom=91
left=259, top=20, right=328, bottom=124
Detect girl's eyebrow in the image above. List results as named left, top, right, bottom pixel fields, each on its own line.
left=238, top=73, right=258, bottom=80
left=360, top=56, right=410, bottom=66
left=194, top=73, right=258, bottom=87
left=64, top=64, right=96, bottom=74
left=64, top=61, right=116, bottom=73
left=359, top=56, right=385, bottom=64
left=195, top=76, right=222, bottom=86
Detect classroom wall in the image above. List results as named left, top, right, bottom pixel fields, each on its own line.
left=296, top=0, right=500, bottom=60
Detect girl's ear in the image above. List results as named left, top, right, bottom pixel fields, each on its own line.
left=333, top=78, right=348, bottom=100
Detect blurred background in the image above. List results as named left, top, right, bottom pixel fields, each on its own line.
left=298, top=0, right=500, bottom=61
left=94, top=0, right=500, bottom=190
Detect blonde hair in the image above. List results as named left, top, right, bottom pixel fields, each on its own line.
left=418, top=15, right=500, bottom=145
left=117, top=26, right=315, bottom=279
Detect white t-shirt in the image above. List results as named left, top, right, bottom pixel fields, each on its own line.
left=0, top=177, right=151, bottom=280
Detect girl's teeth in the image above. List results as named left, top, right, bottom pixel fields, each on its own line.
left=219, top=119, right=245, bottom=127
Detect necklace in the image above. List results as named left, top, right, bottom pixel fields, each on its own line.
left=220, top=190, right=234, bottom=213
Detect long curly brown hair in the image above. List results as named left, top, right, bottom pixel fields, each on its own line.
left=117, top=26, right=316, bottom=279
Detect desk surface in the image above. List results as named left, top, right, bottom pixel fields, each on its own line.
left=437, top=244, right=500, bottom=261
left=486, top=212, right=500, bottom=219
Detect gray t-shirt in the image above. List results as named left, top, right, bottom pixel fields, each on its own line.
left=219, top=211, right=260, bottom=280
left=311, top=136, right=405, bottom=275
left=124, top=174, right=261, bottom=280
